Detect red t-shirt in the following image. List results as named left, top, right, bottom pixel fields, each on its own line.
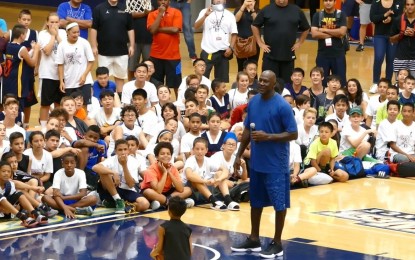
left=147, top=7, right=182, bottom=60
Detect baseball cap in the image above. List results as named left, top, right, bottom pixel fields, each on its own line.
left=349, top=107, right=363, bottom=116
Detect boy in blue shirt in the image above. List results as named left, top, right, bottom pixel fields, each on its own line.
left=92, top=67, right=120, bottom=107
left=72, top=125, right=107, bottom=190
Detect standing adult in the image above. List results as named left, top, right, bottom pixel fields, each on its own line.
left=128, top=0, right=158, bottom=81
left=310, top=0, right=347, bottom=87
left=57, top=0, right=92, bottom=40
left=194, top=0, right=238, bottom=83
left=91, top=0, right=135, bottom=96
left=390, top=0, right=415, bottom=77
left=169, top=0, right=197, bottom=60
left=355, top=0, right=372, bottom=52
left=234, top=0, right=259, bottom=72
left=231, top=70, right=298, bottom=258
left=369, top=0, right=402, bottom=93
left=147, top=0, right=182, bottom=97
left=251, top=0, right=310, bottom=84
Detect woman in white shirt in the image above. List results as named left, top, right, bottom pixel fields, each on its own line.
left=228, top=72, right=250, bottom=110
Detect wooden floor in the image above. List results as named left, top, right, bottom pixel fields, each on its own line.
left=147, top=178, right=415, bottom=259
left=1, top=3, right=377, bottom=127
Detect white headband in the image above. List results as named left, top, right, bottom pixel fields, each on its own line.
left=66, top=22, right=79, bottom=31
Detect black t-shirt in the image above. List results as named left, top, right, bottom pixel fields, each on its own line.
left=92, top=1, right=133, bottom=56
left=132, top=0, right=158, bottom=44
left=252, top=3, right=310, bottom=61
left=391, top=14, right=415, bottom=60
left=18, top=154, right=30, bottom=173
left=234, top=8, right=257, bottom=38
left=311, top=10, right=347, bottom=57
left=370, top=0, right=403, bottom=36
left=161, top=219, right=192, bottom=260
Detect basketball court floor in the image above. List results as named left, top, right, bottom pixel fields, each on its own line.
left=1, top=2, right=414, bottom=259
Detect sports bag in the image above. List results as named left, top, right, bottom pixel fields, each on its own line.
left=334, top=156, right=365, bottom=179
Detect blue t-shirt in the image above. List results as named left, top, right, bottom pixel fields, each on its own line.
left=57, top=2, right=92, bottom=39
left=244, top=93, right=298, bottom=173
left=86, top=139, right=107, bottom=171
left=0, top=19, right=7, bottom=32
left=92, top=80, right=117, bottom=100
left=398, top=92, right=415, bottom=105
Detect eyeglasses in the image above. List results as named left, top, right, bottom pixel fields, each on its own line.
left=123, top=113, right=136, bottom=118
left=225, top=143, right=236, bottom=147
left=195, top=64, right=206, bottom=68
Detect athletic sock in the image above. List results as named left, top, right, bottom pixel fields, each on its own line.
left=31, top=210, right=39, bottom=218
left=16, top=211, right=27, bottom=221
left=112, top=194, right=122, bottom=201
left=209, top=195, right=217, bottom=205
left=224, top=195, right=232, bottom=205
left=40, top=120, right=47, bottom=129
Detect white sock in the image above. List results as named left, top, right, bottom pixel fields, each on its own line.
left=112, top=194, right=121, bottom=200
left=40, top=120, right=47, bottom=128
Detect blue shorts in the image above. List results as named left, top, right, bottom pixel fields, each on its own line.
left=342, top=0, right=359, bottom=17
left=98, top=182, right=142, bottom=203
left=249, top=169, right=290, bottom=211
left=63, top=199, right=78, bottom=205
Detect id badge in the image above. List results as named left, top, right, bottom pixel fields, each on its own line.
left=325, top=38, right=332, bottom=47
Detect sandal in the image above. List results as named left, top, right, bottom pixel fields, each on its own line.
left=36, top=215, right=49, bottom=225
left=227, top=201, right=240, bottom=211
left=21, top=217, right=38, bottom=228
left=210, top=201, right=227, bottom=211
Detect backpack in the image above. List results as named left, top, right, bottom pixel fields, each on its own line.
left=229, top=182, right=250, bottom=203
left=318, top=10, right=350, bottom=52
left=396, top=162, right=415, bottom=177
left=334, top=156, right=365, bottom=179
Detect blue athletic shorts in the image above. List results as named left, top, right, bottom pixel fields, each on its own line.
left=249, top=169, right=290, bottom=211
left=342, top=0, right=359, bottom=17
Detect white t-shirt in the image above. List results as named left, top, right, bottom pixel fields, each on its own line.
left=136, top=110, right=159, bottom=136
left=4, top=124, right=26, bottom=141
left=88, top=107, right=122, bottom=128
left=23, top=148, right=54, bottom=174
left=293, top=107, right=305, bottom=126
left=376, top=119, right=396, bottom=160
left=87, top=96, right=100, bottom=115
left=289, top=141, right=302, bottom=170
left=184, top=155, right=214, bottom=180
left=228, top=88, right=248, bottom=110
left=340, top=124, right=369, bottom=152
left=180, top=132, right=200, bottom=154
left=196, top=9, right=238, bottom=53
left=296, top=125, right=319, bottom=147
left=100, top=155, right=144, bottom=191
left=108, top=124, right=143, bottom=155
left=55, top=38, right=94, bottom=89
left=389, top=120, right=415, bottom=160
left=325, top=113, right=349, bottom=131
left=210, top=151, right=242, bottom=177
left=366, top=95, right=386, bottom=129
left=52, top=168, right=87, bottom=196
left=121, top=81, right=158, bottom=108
left=177, top=75, right=211, bottom=104
left=38, top=29, right=67, bottom=80
left=59, top=127, right=77, bottom=147
left=152, top=120, right=186, bottom=141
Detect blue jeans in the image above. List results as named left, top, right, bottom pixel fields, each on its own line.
left=170, top=1, right=196, bottom=58
left=316, top=54, right=347, bottom=87
left=373, top=35, right=396, bottom=84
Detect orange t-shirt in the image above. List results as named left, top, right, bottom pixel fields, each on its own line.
left=75, top=108, right=87, bottom=120
left=147, top=7, right=182, bottom=60
left=141, top=163, right=181, bottom=193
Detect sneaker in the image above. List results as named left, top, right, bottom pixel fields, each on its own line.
left=38, top=204, right=59, bottom=218
left=103, top=199, right=116, bottom=208
left=369, top=83, right=378, bottom=94
left=35, top=214, right=49, bottom=224
left=356, top=44, right=364, bottom=52
left=75, top=206, right=94, bottom=216
left=115, top=199, right=125, bottom=214
left=46, top=208, right=59, bottom=218
left=185, top=198, right=195, bottom=208
left=240, top=190, right=250, bottom=202
left=21, top=217, right=38, bottom=228
left=151, top=201, right=161, bottom=211
left=231, top=237, right=262, bottom=252
left=259, top=240, right=283, bottom=258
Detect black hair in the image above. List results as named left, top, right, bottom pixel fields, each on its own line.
left=404, top=74, right=415, bottom=82
left=295, top=94, right=310, bottom=106
left=45, top=129, right=61, bottom=140
left=168, top=196, right=187, bottom=217
left=211, top=78, right=225, bottom=93
left=207, top=112, right=221, bottom=122
left=99, top=90, right=115, bottom=100
left=247, top=89, right=258, bottom=97
left=0, top=161, right=12, bottom=171
left=1, top=151, right=17, bottom=162
left=156, top=130, right=173, bottom=143
left=9, top=132, right=24, bottom=145
left=29, top=131, right=45, bottom=144
left=11, top=24, right=26, bottom=41
left=136, top=63, right=148, bottom=71
left=292, top=67, right=305, bottom=77
left=188, top=112, right=202, bottom=121
left=243, top=59, right=257, bottom=70
left=402, top=102, right=415, bottom=111
left=161, top=103, right=178, bottom=120
left=378, top=78, right=392, bottom=88
left=62, top=152, right=77, bottom=161
left=192, top=58, right=206, bottom=66
left=87, top=125, right=100, bottom=135
left=132, top=88, right=147, bottom=99
left=386, top=100, right=400, bottom=110
left=387, top=85, right=399, bottom=95
left=326, top=74, right=342, bottom=83
left=50, top=108, right=69, bottom=121
left=332, top=94, right=349, bottom=106
left=318, top=121, right=334, bottom=132
left=346, top=78, right=364, bottom=106
left=121, top=105, right=138, bottom=118
left=184, top=88, right=197, bottom=101
left=154, top=141, right=173, bottom=156
left=96, top=66, right=109, bottom=76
